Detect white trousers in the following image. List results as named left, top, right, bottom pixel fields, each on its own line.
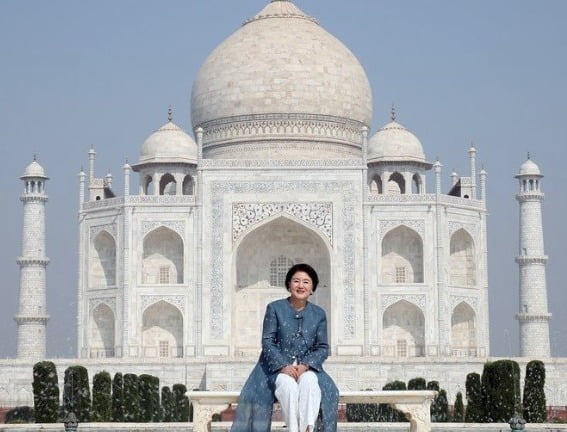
left=275, top=371, right=321, bottom=432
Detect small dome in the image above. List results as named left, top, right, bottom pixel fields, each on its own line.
left=367, top=121, right=428, bottom=164
left=518, top=158, right=542, bottom=176
left=21, top=160, right=48, bottom=178
left=139, top=121, right=197, bottom=165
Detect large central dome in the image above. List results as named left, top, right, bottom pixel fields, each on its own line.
left=191, top=0, right=373, bottom=159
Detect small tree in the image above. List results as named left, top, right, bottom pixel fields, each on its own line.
left=32, top=361, right=59, bottom=423
left=63, top=365, right=91, bottom=422
left=435, top=389, right=449, bottom=422
left=453, top=392, right=465, bottom=422
left=92, top=371, right=112, bottom=422
left=408, top=377, right=426, bottom=390
left=523, top=360, right=547, bottom=423
left=481, top=360, right=521, bottom=423
left=111, top=372, right=124, bottom=422
left=123, top=374, right=140, bottom=422
left=161, top=386, right=175, bottom=422
left=172, top=384, right=189, bottom=422
left=139, top=374, right=161, bottom=422
left=465, top=372, right=483, bottom=423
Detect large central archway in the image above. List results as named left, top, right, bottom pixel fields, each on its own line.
left=233, top=216, right=331, bottom=357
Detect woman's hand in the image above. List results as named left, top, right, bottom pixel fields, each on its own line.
left=295, top=363, right=309, bottom=378
left=280, top=364, right=299, bottom=380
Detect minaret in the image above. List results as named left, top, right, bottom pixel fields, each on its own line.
left=15, top=158, right=50, bottom=359
left=515, top=156, right=551, bottom=357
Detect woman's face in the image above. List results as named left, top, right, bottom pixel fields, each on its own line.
left=288, top=271, right=313, bottom=301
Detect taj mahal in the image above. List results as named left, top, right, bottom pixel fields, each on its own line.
left=2, top=0, right=566, bottom=409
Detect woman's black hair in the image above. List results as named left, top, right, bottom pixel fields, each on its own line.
left=285, top=263, right=319, bottom=292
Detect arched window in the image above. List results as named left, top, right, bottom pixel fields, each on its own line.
left=270, top=255, right=294, bottom=287
left=369, top=175, right=382, bottom=194
left=89, top=303, right=115, bottom=358
left=381, top=226, right=423, bottom=283
left=412, top=173, right=422, bottom=194
left=160, top=173, right=176, bottom=195
left=89, top=231, right=116, bottom=288
left=450, top=229, right=476, bottom=286
left=142, top=227, right=184, bottom=284
left=451, top=302, right=477, bottom=356
left=387, top=172, right=405, bottom=194
left=382, top=300, right=425, bottom=357
left=143, top=175, right=154, bottom=195
left=142, top=301, right=183, bottom=358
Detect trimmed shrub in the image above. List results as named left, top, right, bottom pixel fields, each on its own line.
left=123, top=374, right=140, bottom=422
left=523, top=360, right=547, bottom=423
left=161, top=386, right=175, bottom=422
left=452, top=392, right=465, bottom=422
left=172, top=384, right=189, bottom=422
left=111, top=372, right=124, bottom=422
left=408, top=377, right=426, bottom=390
left=465, top=372, right=483, bottom=423
left=139, top=374, right=161, bottom=422
left=92, top=371, right=112, bottom=422
left=481, top=360, right=521, bottom=423
left=63, top=365, right=91, bottom=422
left=5, top=406, right=34, bottom=424
left=378, top=381, right=408, bottom=422
left=345, top=388, right=379, bottom=422
left=32, top=361, right=59, bottom=423
left=427, top=381, right=448, bottom=422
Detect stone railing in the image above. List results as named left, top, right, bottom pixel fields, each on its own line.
left=82, top=195, right=196, bottom=210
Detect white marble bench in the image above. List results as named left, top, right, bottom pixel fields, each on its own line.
left=187, top=390, right=437, bottom=432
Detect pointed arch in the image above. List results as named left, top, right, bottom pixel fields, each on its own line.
left=142, top=300, right=183, bottom=358
left=142, top=227, right=184, bottom=284
left=382, top=300, right=425, bottom=357
left=369, top=174, right=382, bottom=194
left=143, top=175, right=154, bottom=195
left=159, top=173, right=176, bottom=195
left=381, top=225, right=423, bottom=283
left=450, top=229, right=476, bottom=286
left=412, top=173, right=422, bottom=194
left=89, top=303, right=115, bottom=358
left=182, top=175, right=194, bottom=195
left=233, top=215, right=332, bottom=356
left=451, top=302, right=477, bottom=356
left=387, top=172, right=405, bottom=194
left=89, top=230, right=116, bottom=288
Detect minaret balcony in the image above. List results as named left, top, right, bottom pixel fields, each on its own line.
left=515, top=312, right=552, bottom=322
left=16, top=257, right=50, bottom=266
left=514, top=255, right=548, bottom=265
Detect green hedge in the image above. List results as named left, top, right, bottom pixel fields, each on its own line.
left=63, top=365, right=91, bottom=422
left=111, top=372, right=124, bottom=422
left=452, top=391, right=464, bottom=422
left=172, top=384, right=189, bottom=422
left=161, top=386, right=175, bottom=422
left=481, top=360, right=521, bottom=423
left=92, top=371, right=112, bottom=422
left=465, top=372, right=483, bottom=422
left=378, top=381, right=408, bottom=422
left=523, top=360, right=547, bottom=423
left=139, top=374, right=161, bottom=422
left=32, top=361, right=59, bottom=423
left=123, top=374, right=140, bottom=422
left=345, top=388, right=379, bottom=422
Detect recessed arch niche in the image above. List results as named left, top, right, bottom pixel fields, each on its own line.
left=142, top=300, right=183, bottom=358
left=89, top=303, right=115, bottom=358
left=382, top=300, right=425, bottom=357
left=233, top=216, right=331, bottom=356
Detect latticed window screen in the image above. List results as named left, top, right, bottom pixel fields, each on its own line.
left=395, top=266, right=406, bottom=283
left=159, top=266, right=170, bottom=284
left=396, top=339, right=408, bottom=357
left=270, top=256, right=294, bottom=287
left=159, top=340, right=169, bottom=357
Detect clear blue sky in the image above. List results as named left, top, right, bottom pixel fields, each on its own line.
left=1, top=0, right=566, bottom=358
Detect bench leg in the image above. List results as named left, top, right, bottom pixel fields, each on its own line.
left=191, top=402, right=228, bottom=432
left=392, top=403, right=432, bottom=432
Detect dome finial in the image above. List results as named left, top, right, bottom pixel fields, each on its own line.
left=390, top=103, right=396, bottom=122
left=33, top=154, right=37, bottom=161
left=168, top=105, right=173, bottom=122
left=527, top=151, right=530, bottom=160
